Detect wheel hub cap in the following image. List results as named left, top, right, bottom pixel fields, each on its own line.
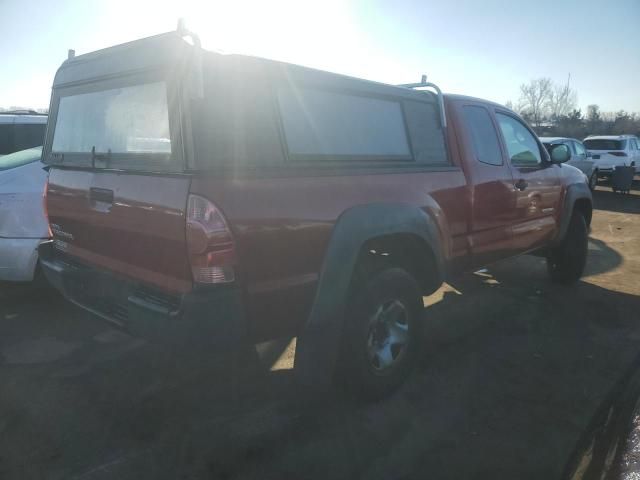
left=366, top=299, right=410, bottom=371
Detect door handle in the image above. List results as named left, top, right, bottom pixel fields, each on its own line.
left=514, top=179, right=528, bottom=191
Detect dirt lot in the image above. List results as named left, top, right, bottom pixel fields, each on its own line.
left=1, top=182, right=639, bottom=480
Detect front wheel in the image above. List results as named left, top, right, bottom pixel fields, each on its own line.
left=338, top=267, right=424, bottom=400
left=547, top=212, right=588, bottom=284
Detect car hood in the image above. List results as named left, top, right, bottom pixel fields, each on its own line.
left=0, top=161, right=46, bottom=188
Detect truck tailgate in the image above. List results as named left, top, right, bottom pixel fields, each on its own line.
left=47, top=168, right=192, bottom=294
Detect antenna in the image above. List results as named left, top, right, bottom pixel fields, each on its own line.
left=67, top=49, right=75, bottom=60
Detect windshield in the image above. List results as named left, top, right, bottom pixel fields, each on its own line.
left=584, top=139, right=627, bottom=150
left=52, top=81, right=171, bottom=155
left=0, top=146, right=42, bottom=171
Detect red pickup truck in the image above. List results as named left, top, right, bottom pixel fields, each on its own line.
left=39, top=27, right=592, bottom=398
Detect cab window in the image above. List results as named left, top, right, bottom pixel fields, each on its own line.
left=495, top=113, right=542, bottom=167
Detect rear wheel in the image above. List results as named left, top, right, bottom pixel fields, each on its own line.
left=547, top=212, right=588, bottom=284
left=338, top=267, right=423, bottom=400
left=588, top=170, right=598, bottom=190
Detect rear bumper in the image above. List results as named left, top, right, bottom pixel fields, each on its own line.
left=598, top=166, right=639, bottom=177
left=595, top=160, right=633, bottom=176
left=0, top=237, right=45, bottom=281
left=38, top=241, right=247, bottom=347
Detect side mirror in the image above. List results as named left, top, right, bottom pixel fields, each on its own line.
left=586, top=151, right=593, bottom=158
left=550, top=143, right=571, bottom=164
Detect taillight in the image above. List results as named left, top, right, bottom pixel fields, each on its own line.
left=43, top=178, right=53, bottom=238
left=609, top=151, right=627, bottom=157
left=186, top=194, right=236, bottom=284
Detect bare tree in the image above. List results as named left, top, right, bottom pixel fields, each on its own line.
left=518, top=78, right=553, bottom=127
left=586, top=104, right=601, bottom=122
left=547, top=74, right=577, bottom=119
left=585, top=104, right=602, bottom=134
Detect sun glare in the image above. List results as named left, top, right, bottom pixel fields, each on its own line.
left=181, top=0, right=363, bottom=71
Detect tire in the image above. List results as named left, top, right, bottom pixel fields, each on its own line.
left=338, top=267, right=423, bottom=400
left=588, top=171, right=598, bottom=190
left=547, top=212, right=588, bottom=284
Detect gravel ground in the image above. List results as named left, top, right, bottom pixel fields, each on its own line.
left=1, top=181, right=639, bottom=480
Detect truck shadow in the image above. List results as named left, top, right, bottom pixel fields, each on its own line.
left=0, top=279, right=58, bottom=306
left=195, top=252, right=640, bottom=480
left=423, top=250, right=634, bottom=351
left=584, top=236, right=624, bottom=277
left=2, top=244, right=639, bottom=479
left=592, top=183, right=640, bottom=214
left=404, top=267, right=640, bottom=479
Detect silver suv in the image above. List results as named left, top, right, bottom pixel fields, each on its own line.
left=540, top=137, right=597, bottom=190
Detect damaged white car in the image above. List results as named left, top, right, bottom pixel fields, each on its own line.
left=0, top=147, right=50, bottom=281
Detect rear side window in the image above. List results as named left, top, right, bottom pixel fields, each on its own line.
left=574, top=141, right=587, bottom=156
left=14, top=123, right=46, bottom=151
left=0, top=123, right=45, bottom=155
left=277, top=88, right=411, bottom=160
left=584, top=139, right=627, bottom=150
left=0, top=124, right=12, bottom=154
left=461, top=106, right=502, bottom=166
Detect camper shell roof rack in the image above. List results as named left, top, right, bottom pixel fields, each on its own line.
left=398, top=75, right=446, bottom=129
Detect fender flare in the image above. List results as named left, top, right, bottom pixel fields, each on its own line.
left=553, top=182, right=593, bottom=245
left=294, top=203, right=445, bottom=389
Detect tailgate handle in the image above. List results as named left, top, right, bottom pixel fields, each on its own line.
left=89, top=187, right=114, bottom=204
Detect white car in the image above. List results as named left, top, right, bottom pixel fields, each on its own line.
left=583, top=135, right=640, bottom=175
left=540, top=137, right=598, bottom=189
left=0, top=147, right=50, bottom=281
left=0, top=111, right=47, bottom=156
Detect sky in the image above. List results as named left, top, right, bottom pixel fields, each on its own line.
left=1, top=0, right=639, bottom=112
